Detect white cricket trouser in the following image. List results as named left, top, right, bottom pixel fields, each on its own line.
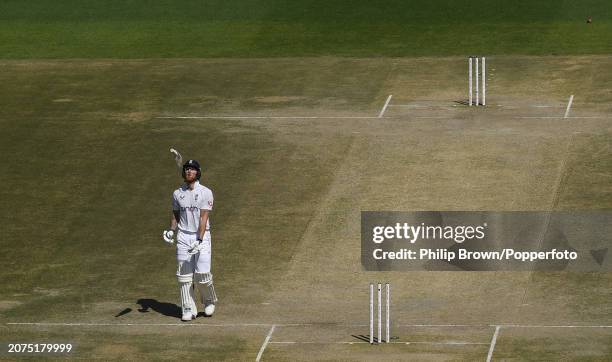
left=176, top=230, right=212, bottom=275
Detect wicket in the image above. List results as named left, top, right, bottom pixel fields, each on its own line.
left=369, top=283, right=390, bottom=344
left=468, top=56, right=486, bottom=106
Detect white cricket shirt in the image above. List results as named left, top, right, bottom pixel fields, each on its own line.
left=172, top=181, right=213, bottom=233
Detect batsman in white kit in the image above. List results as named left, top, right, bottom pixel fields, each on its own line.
left=162, top=159, right=217, bottom=321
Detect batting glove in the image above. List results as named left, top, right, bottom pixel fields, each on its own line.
left=162, top=229, right=175, bottom=244
left=188, top=239, right=207, bottom=255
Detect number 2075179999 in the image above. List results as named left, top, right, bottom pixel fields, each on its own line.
left=6, top=343, right=73, bottom=354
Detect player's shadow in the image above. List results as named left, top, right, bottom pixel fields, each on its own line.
left=136, top=298, right=181, bottom=318
left=352, top=334, right=375, bottom=343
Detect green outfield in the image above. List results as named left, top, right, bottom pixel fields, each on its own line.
left=1, top=0, right=612, bottom=58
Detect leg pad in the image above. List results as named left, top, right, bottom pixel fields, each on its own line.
left=195, top=272, right=218, bottom=303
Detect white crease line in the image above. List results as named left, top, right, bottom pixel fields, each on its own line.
left=399, top=324, right=490, bottom=327
left=520, top=116, right=563, bottom=119
left=564, top=95, right=574, bottom=118
left=159, top=115, right=612, bottom=120
left=256, top=324, right=276, bottom=362
left=404, top=341, right=488, bottom=345
left=5, top=322, right=309, bottom=327
left=407, top=341, right=488, bottom=345
left=157, top=116, right=378, bottom=120
left=497, top=104, right=565, bottom=109
left=270, top=341, right=488, bottom=345
left=520, top=116, right=610, bottom=119
left=378, top=95, right=393, bottom=118
left=499, top=325, right=612, bottom=328
left=7, top=322, right=612, bottom=328
left=310, top=323, right=485, bottom=327
left=389, top=104, right=457, bottom=108
left=402, top=324, right=612, bottom=328
left=414, top=116, right=456, bottom=119
left=496, top=105, right=561, bottom=108
left=486, top=326, right=501, bottom=362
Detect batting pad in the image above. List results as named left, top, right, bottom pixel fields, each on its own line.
left=195, top=272, right=218, bottom=303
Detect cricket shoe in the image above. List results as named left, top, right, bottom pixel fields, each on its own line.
left=182, top=308, right=196, bottom=322
left=204, top=304, right=215, bottom=317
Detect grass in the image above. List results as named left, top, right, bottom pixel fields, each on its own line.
left=0, top=58, right=376, bottom=319
left=1, top=0, right=612, bottom=58
left=0, top=114, right=348, bottom=312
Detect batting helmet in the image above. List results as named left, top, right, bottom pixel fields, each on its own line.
left=182, top=159, right=201, bottom=180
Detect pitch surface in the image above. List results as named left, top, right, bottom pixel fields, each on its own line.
left=1, top=57, right=611, bottom=360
